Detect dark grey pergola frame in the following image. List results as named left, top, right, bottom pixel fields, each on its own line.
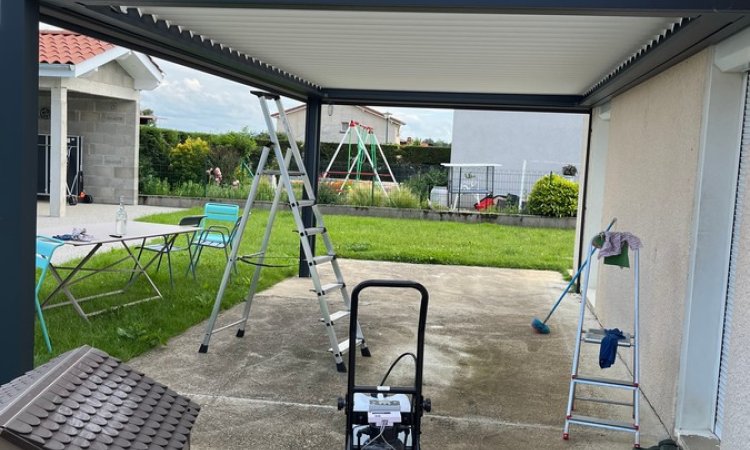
left=3, top=0, right=749, bottom=384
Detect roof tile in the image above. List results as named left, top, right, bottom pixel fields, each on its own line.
left=39, top=31, right=115, bottom=65
left=0, top=346, right=200, bottom=450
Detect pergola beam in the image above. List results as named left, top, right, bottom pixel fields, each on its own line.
left=56, top=0, right=750, bottom=16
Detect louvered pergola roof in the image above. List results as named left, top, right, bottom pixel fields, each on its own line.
left=41, top=0, right=750, bottom=111
left=36, top=2, right=750, bottom=111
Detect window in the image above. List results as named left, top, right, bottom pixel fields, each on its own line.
left=340, top=122, right=348, bottom=133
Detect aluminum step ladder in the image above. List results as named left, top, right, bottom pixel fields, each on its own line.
left=564, top=233, right=641, bottom=447
left=197, top=91, right=370, bottom=372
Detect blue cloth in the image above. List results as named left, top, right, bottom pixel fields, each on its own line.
left=599, top=328, right=625, bottom=369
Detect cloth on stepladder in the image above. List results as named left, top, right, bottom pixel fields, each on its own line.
left=594, top=231, right=642, bottom=268
left=599, top=328, right=625, bottom=368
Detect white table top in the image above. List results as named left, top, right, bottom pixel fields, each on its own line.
left=42, top=222, right=200, bottom=246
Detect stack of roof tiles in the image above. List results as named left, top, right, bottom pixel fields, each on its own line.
left=39, top=30, right=114, bottom=65
left=0, top=346, right=200, bottom=450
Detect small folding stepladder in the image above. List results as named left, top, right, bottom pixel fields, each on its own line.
left=198, top=91, right=371, bottom=372
left=563, top=231, right=641, bottom=447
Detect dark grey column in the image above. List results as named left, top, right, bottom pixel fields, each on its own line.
left=299, top=97, right=322, bottom=277
left=0, top=0, right=40, bottom=383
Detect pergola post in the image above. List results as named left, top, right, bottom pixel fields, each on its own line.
left=50, top=83, right=68, bottom=217
left=299, top=96, right=322, bottom=278
left=0, top=0, right=40, bottom=384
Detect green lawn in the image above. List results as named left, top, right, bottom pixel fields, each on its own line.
left=35, top=208, right=574, bottom=365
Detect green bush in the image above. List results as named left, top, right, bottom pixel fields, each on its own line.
left=140, top=175, right=171, bottom=196
left=526, top=174, right=579, bottom=217
left=316, top=181, right=343, bottom=205
left=169, top=137, right=210, bottom=185
left=402, top=167, right=449, bottom=201
left=345, top=184, right=388, bottom=207
left=388, top=186, right=421, bottom=209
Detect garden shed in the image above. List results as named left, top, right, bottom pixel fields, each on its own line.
left=5, top=2, right=750, bottom=449
left=38, top=29, right=162, bottom=217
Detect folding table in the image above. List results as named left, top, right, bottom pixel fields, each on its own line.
left=40, top=221, right=200, bottom=320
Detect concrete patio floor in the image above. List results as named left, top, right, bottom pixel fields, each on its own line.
left=127, top=259, right=669, bottom=449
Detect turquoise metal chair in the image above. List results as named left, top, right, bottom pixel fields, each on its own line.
left=189, top=203, right=241, bottom=274
left=36, top=235, right=64, bottom=352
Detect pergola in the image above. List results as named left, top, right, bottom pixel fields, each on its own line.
left=3, top=1, right=750, bottom=383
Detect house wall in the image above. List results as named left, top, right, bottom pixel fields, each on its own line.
left=277, top=104, right=401, bottom=144
left=38, top=61, right=140, bottom=205
left=38, top=91, right=139, bottom=205
left=595, top=50, right=710, bottom=430
left=451, top=110, right=586, bottom=195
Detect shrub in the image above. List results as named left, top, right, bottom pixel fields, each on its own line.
left=169, top=137, right=210, bottom=185
left=526, top=174, right=579, bottom=217
left=402, top=167, right=449, bottom=201
left=317, top=181, right=343, bottom=205
left=388, top=186, right=421, bottom=209
left=140, top=175, right=170, bottom=196
left=345, top=183, right=388, bottom=207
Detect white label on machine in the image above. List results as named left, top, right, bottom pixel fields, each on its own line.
left=368, top=410, right=401, bottom=427
left=368, top=399, right=402, bottom=426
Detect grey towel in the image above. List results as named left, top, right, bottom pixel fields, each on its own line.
left=598, top=232, right=642, bottom=258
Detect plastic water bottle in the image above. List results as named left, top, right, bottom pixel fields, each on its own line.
left=115, top=196, right=128, bottom=235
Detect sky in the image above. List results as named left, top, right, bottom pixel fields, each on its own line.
left=141, top=59, right=454, bottom=142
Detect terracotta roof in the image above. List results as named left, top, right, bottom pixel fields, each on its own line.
left=39, top=30, right=115, bottom=65
left=0, top=346, right=200, bottom=450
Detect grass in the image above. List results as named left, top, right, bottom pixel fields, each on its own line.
left=34, top=209, right=574, bottom=366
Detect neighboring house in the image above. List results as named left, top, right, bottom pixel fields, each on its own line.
left=38, top=30, right=162, bottom=216
left=272, top=104, right=404, bottom=144
left=450, top=110, right=586, bottom=197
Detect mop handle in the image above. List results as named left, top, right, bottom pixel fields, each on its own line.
left=542, top=217, right=617, bottom=323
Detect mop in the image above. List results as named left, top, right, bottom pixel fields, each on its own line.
left=531, top=218, right=616, bottom=334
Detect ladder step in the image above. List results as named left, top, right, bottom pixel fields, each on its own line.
left=262, top=169, right=306, bottom=177
left=304, top=227, right=326, bottom=236
left=330, top=338, right=362, bottom=355
left=318, top=283, right=344, bottom=295
left=567, top=415, right=638, bottom=433
left=574, top=396, right=634, bottom=407
left=322, top=310, right=350, bottom=324
left=312, top=255, right=335, bottom=265
left=296, top=199, right=316, bottom=208
left=572, top=376, right=637, bottom=389
left=583, top=328, right=633, bottom=347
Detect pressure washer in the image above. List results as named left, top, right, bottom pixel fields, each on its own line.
left=338, top=280, right=432, bottom=450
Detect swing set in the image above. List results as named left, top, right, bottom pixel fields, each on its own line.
left=321, top=120, right=399, bottom=197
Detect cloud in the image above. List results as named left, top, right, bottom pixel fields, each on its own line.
left=141, top=58, right=453, bottom=141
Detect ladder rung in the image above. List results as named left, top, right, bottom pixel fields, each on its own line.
left=262, top=169, right=305, bottom=177
left=322, top=310, right=349, bottom=324
left=574, top=396, right=634, bottom=407
left=583, top=329, right=633, bottom=347
left=318, top=283, right=343, bottom=295
left=312, top=255, right=335, bottom=265
left=330, top=338, right=362, bottom=355
left=296, top=200, right=316, bottom=208
left=572, top=376, right=637, bottom=389
left=304, top=227, right=326, bottom=236
left=567, top=415, right=638, bottom=432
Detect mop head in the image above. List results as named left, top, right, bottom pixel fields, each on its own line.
left=531, top=317, right=550, bottom=334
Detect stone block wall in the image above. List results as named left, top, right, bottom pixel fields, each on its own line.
left=38, top=91, right=139, bottom=205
